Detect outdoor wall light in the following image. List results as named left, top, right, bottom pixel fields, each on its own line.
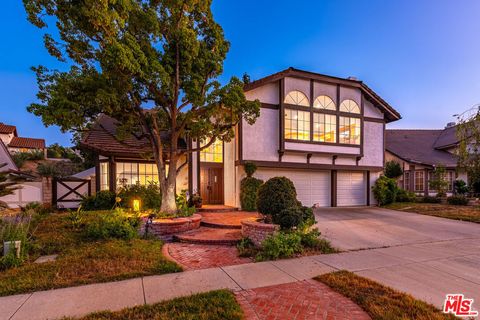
left=133, top=199, right=141, bottom=212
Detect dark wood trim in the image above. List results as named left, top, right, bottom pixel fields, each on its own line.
left=285, top=139, right=361, bottom=149
left=306, top=153, right=312, bottom=164
left=424, top=168, right=429, bottom=196
left=366, top=171, right=370, bottom=206
left=279, top=79, right=285, bottom=153
left=383, top=122, right=386, bottom=167
left=52, top=178, right=57, bottom=207
left=364, top=117, right=385, bottom=123
left=188, top=138, right=193, bottom=195
left=260, top=103, right=279, bottom=110
left=200, top=162, right=224, bottom=168
left=284, top=149, right=360, bottom=158
left=332, top=155, right=337, bottom=165
left=336, top=85, right=341, bottom=147
left=409, top=165, right=415, bottom=192
left=360, top=94, right=365, bottom=157
left=309, top=79, right=314, bottom=144
left=109, top=156, right=116, bottom=191
left=56, top=180, right=89, bottom=202
left=235, top=159, right=383, bottom=172
left=196, top=140, right=200, bottom=193
left=331, top=170, right=337, bottom=207
left=95, top=154, right=100, bottom=192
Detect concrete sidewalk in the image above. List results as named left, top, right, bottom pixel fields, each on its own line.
left=2, top=238, right=480, bottom=320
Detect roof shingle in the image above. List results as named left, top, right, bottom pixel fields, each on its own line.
left=0, top=123, right=17, bottom=135
left=8, top=137, right=45, bottom=149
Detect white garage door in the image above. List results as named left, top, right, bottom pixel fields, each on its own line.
left=337, top=171, right=366, bottom=206
left=255, top=168, right=330, bottom=207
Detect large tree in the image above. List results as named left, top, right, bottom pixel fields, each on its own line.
left=24, top=0, right=260, bottom=212
left=456, top=109, right=480, bottom=193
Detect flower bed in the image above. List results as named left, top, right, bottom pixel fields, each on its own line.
left=147, top=214, right=202, bottom=238
left=241, top=218, right=279, bottom=247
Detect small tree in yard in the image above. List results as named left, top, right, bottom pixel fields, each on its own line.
left=24, top=0, right=260, bottom=213
left=428, top=166, right=449, bottom=197
left=384, top=161, right=403, bottom=179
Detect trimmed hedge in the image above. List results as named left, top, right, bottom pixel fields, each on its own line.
left=240, top=177, right=263, bottom=211
left=396, top=189, right=417, bottom=202
left=447, top=195, right=469, bottom=206
left=422, top=196, right=442, bottom=204
left=256, top=176, right=298, bottom=218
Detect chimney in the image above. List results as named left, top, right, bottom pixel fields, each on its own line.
left=347, top=76, right=358, bottom=81
left=445, top=122, right=456, bottom=128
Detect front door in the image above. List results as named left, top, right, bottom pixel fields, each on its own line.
left=200, top=166, right=224, bottom=205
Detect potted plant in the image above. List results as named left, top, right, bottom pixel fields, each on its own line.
left=188, top=192, right=203, bottom=208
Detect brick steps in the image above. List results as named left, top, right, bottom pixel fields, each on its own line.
left=197, top=205, right=239, bottom=213
left=173, top=227, right=242, bottom=246
left=199, top=211, right=261, bottom=229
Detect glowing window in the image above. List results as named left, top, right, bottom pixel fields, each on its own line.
left=116, top=162, right=159, bottom=188
left=340, top=99, right=360, bottom=114
left=284, top=90, right=310, bottom=106
left=313, top=95, right=336, bottom=111
left=339, top=116, right=361, bottom=145
left=285, top=109, right=310, bottom=141
left=99, top=162, right=109, bottom=191
left=200, top=139, right=223, bottom=163
left=313, top=114, right=336, bottom=143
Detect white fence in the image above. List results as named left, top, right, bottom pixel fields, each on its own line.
left=0, top=181, right=43, bottom=208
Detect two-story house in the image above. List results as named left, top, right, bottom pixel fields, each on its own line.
left=0, top=122, right=46, bottom=156
left=81, top=68, right=401, bottom=207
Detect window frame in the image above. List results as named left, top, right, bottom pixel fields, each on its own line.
left=414, top=171, right=425, bottom=192
left=284, top=108, right=311, bottom=141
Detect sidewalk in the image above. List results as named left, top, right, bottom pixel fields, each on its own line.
left=2, top=238, right=479, bottom=320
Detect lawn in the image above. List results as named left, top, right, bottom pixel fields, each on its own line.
left=69, top=290, right=243, bottom=320
left=0, top=211, right=181, bottom=296
left=316, top=271, right=456, bottom=320
left=384, top=202, right=480, bottom=223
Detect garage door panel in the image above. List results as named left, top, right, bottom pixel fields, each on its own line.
left=255, top=168, right=330, bottom=207
left=337, top=171, right=366, bottom=206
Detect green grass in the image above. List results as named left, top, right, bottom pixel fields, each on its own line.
left=68, top=290, right=243, bottom=320
left=385, top=202, right=480, bottom=223
left=316, top=271, right=456, bottom=320
left=0, top=211, right=181, bottom=296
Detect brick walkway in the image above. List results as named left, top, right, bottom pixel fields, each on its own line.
left=235, top=280, right=371, bottom=320
left=164, top=243, right=252, bottom=270
left=200, top=211, right=261, bottom=228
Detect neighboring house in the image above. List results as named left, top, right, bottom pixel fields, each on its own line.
left=81, top=67, right=401, bottom=207
left=385, top=124, right=466, bottom=196
left=0, top=122, right=46, bottom=156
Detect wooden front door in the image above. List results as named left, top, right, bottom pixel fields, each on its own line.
left=200, top=166, right=224, bottom=205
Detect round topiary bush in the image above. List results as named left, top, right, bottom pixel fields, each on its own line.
left=257, top=176, right=298, bottom=218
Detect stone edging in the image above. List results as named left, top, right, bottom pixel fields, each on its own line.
left=149, top=214, right=202, bottom=236
left=241, top=218, right=279, bottom=247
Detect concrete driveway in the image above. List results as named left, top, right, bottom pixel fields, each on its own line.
left=314, top=206, right=480, bottom=251
left=313, top=207, right=480, bottom=308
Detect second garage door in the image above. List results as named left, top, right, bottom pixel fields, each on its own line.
left=255, top=168, right=330, bottom=207
left=337, top=171, right=366, bottom=206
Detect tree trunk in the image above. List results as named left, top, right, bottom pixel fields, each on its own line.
left=160, top=181, right=177, bottom=213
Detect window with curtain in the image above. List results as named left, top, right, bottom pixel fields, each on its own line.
left=313, top=113, right=336, bottom=142
left=339, top=116, right=361, bottom=144
left=284, top=90, right=310, bottom=106
left=285, top=109, right=310, bottom=141
left=313, top=95, right=336, bottom=111
left=200, top=139, right=223, bottom=162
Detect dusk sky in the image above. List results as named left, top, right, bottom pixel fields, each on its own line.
left=1, top=0, right=480, bottom=146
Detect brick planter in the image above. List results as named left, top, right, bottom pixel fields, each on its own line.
left=241, top=218, right=279, bottom=247
left=147, top=214, right=201, bottom=239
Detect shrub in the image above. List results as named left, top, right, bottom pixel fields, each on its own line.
left=395, top=189, right=417, bottom=203
left=21, top=202, right=51, bottom=216
left=84, top=209, right=139, bottom=240
left=384, top=161, right=403, bottom=179
left=175, top=190, right=195, bottom=217
left=275, top=206, right=314, bottom=230
left=237, top=237, right=257, bottom=257
left=244, top=162, right=257, bottom=177
left=255, top=231, right=303, bottom=261
left=37, top=161, right=80, bottom=178
left=81, top=190, right=116, bottom=211
left=118, top=183, right=162, bottom=210
left=187, top=192, right=202, bottom=208
left=428, top=166, right=449, bottom=198
left=240, top=177, right=263, bottom=211
left=299, top=228, right=337, bottom=254
left=422, top=196, right=442, bottom=203
left=447, top=195, right=469, bottom=206
left=0, top=219, right=31, bottom=270
left=454, top=180, right=469, bottom=195
left=372, top=176, right=398, bottom=205
left=257, top=177, right=298, bottom=218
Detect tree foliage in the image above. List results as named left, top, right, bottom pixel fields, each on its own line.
left=428, top=166, right=449, bottom=197
left=384, top=161, right=403, bottom=179
left=456, top=113, right=480, bottom=193
left=23, top=0, right=260, bottom=212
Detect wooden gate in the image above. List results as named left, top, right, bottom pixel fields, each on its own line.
left=53, top=178, right=91, bottom=209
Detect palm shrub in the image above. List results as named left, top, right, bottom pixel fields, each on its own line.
left=372, top=175, right=398, bottom=205
left=240, top=162, right=263, bottom=211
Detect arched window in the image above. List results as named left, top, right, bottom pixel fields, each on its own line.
left=284, top=90, right=309, bottom=107
left=313, top=95, right=336, bottom=111
left=339, top=99, right=360, bottom=113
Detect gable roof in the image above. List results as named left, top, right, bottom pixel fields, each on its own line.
left=81, top=114, right=187, bottom=157
left=432, top=125, right=459, bottom=150
left=243, top=67, right=401, bottom=123
left=0, top=123, right=17, bottom=135
left=8, top=137, right=45, bottom=149
left=386, top=129, right=457, bottom=168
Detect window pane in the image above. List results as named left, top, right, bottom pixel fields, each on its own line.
left=340, top=99, right=360, bottom=113
left=313, top=95, right=336, bottom=110
left=339, top=116, right=361, bottom=145
left=284, top=109, right=310, bottom=141
left=313, top=113, right=336, bottom=142
left=284, top=90, right=310, bottom=106
left=200, top=139, right=223, bottom=163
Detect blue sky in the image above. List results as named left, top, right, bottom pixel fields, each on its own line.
left=1, top=0, right=480, bottom=146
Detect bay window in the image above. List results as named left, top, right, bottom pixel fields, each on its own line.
left=414, top=171, right=424, bottom=192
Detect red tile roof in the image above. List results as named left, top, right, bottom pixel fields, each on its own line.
left=0, top=123, right=17, bottom=135
left=8, top=137, right=46, bottom=149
